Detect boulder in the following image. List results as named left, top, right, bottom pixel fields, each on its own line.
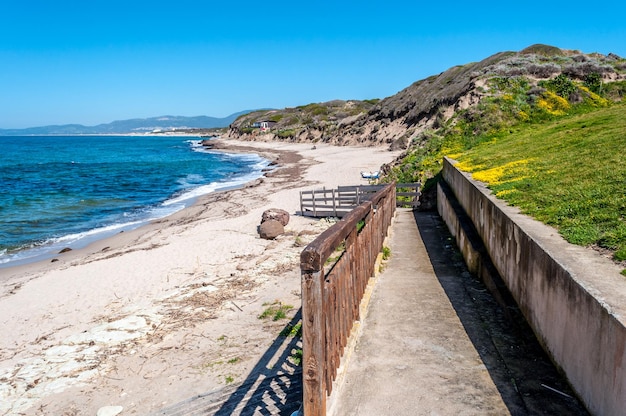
left=261, top=208, right=290, bottom=226
left=259, top=220, right=284, bottom=240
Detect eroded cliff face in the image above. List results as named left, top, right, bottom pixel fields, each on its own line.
left=224, top=45, right=626, bottom=150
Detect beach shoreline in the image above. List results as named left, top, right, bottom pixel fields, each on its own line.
left=0, top=134, right=268, bottom=271
left=0, top=139, right=400, bottom=415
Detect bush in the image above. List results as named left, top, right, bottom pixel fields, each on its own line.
left=363, top=98, right=380, bottom=105
left=527, top=62, right=560, bottom=78
left=275, top=129, right=296, bottom=139
left=540, top=74, right=577, bottom=98
left=537, top=90, right=571, bottom=116
left=562, top=61, right=613, bottom=79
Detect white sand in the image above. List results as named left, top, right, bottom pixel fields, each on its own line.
left=0, top=140, right=400, bottom=415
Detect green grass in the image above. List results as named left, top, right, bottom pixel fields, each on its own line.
left=275, top=129, right=296, bottom=138
left=280, top=322, right=302, bottom=337
left=289, top=348, right=303, bottom=366
left=258, top=301, right=293, bottom=321
left=454, top=104, right=626, bottom=262
left=325, top=241, right=346, bottom=265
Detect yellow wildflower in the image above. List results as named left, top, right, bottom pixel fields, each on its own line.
left=471, top=159, right=532, bottom=185
left=537, top=91, right=570, bottom=116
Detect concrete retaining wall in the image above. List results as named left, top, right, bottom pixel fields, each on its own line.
left=437, top=157, right=626, bottom=416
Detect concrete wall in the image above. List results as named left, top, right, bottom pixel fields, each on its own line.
left=437, top=157, right=626, bottom=416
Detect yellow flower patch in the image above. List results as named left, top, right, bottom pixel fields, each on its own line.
left=454, top=160, right=482, bottom=172
left=578, top=85, right=609, bottom=107
left=537, top=91, right=570, bottom=116
left=495, top=189, right=517, bottom=198
left=518, top=110, right=530, bottom=121
left=470, top=159, right=533, bottom=185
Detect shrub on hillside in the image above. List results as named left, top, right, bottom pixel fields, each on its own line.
left=562, top=61, right=613, bottom=79
left=526, top=63, right=561, bottom=78
left=540, top=74, right=577, bottom=98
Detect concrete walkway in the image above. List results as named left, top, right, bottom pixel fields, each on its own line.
left=329, top=209, right=588, bottom=416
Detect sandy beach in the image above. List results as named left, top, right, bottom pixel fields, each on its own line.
left=0, top=139, right=400, bottom=415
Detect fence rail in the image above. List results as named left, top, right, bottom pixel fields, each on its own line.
left=300, top=183, right=420, bottom=218
left=300, top=182, right=397, bottom=416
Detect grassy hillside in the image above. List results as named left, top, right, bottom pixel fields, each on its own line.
left=454, top=104, right=626, bottom=266
left=383, top=51, right=626, bottom=267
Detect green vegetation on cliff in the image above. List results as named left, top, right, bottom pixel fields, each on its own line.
left=229, top=99, right=379, bottom=143
left=388, top=77, right=626, bottom=189
left=387, top=69, right=626, bottom=263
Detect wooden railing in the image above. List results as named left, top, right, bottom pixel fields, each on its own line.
left=300, top=182, right=397, bottom=416
left=300, top=183, right=420, bottom=218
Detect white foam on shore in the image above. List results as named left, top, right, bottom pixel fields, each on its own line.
left=0, top=148, right=271, bottom=268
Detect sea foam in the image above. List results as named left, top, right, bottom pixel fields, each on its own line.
left=0, top=136, right=270, bottom=268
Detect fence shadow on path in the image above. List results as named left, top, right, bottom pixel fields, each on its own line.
left=413, top=210, right=589, bottom=416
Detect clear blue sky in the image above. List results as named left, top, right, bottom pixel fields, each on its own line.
left=1, top=1, right=625, bottom=129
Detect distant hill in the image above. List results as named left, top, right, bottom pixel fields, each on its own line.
left=0, top=111, right=254, bottom=136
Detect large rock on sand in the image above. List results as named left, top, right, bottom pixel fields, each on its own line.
left=261, top=208, right=290, bottom=226
left=259, top=220, right=284, bottom=240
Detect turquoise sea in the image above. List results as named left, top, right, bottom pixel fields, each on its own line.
left=0, top=135, right=268, bottom=267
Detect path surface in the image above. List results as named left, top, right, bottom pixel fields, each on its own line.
left=329, top=209, right=589, bottom=416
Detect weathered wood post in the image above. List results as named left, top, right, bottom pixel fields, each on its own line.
left=301, top=244, right=326, bottom=415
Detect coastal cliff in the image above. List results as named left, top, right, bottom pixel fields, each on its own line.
left=224, top=44, right=626, bottom=150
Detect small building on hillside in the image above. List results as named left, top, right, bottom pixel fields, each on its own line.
left=252, top=120, right=277, bottom=132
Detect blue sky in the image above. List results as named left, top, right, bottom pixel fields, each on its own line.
left=1, top=1, right=625, bottom=129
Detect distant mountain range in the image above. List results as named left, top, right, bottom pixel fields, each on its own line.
left=0, top=111, right=253, bottom=136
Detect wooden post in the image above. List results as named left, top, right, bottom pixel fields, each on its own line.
left=302, top=267, right=326, bottom=416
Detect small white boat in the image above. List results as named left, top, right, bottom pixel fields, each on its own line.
left=360, top=171, right=380, bottom=179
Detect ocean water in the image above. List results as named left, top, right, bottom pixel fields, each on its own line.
left=0, top=135, right=269, bottom=267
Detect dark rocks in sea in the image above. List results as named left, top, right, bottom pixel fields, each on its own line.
left=200, top=139, right=226, bottom=149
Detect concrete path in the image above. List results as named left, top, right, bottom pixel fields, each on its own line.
left=329, top=209, right=588, bottom=416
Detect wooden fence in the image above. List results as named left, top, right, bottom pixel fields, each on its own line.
left=300, top=183, right=420, bottom=218
left=300, top=182, right=397, bottom=416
